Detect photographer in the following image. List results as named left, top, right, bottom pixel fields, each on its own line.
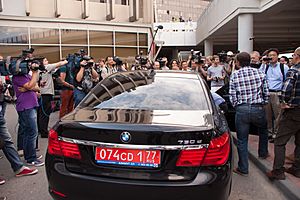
left=73, top=56, right=99, bottom=107
left=12, top=48, right=44, bottom=167
left=37, top=58, right=67, bottom=138
left=207, top=55, right=226, bottom=92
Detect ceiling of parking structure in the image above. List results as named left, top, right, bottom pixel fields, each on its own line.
left=202, top=0, right=300, bottom=53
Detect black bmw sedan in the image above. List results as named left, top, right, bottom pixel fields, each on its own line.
left=45, top=70, right=233, bottom=200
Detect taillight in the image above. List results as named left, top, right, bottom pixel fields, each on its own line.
left=176, top=132, right=230, bottom=167
left=176, top=149, right=206, bottom=167
left=48, top=129, right=82, bottom=160
left=202, top=132, right=230, bottom=166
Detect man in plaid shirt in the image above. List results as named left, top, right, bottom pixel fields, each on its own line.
left=267, top=47, right=300, bottom=180
left=229, top=52, right=270, bottom=176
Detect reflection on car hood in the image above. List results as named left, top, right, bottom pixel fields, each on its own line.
left=63, top=108, right=214, bottom=128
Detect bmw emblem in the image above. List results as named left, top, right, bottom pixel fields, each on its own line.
left=120, top=132, right=131, bottom=143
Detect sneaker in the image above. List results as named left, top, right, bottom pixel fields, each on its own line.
left=0, top=155, right=3, bottom=159
left=16, top=167, right=38, bottom=177
left=0, top=197, right=7, bottom=200
left=266, top=169, right=286, bottom=180
left=233, top=167, right=249, bottom=177
left=0, top=178, right=5, bottom=185
left=37, top=154, right=43, bottom=160
left=27, top=159, right=45, bottom=167
left=285, top=167, right=300, bottom=178
left=18, top=150, right=24, bottom=157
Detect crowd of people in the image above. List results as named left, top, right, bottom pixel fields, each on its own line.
left=0, top=45, right=299, bottom=194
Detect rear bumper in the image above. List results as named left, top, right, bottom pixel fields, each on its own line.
left=46, top=157, right=232, bottom=200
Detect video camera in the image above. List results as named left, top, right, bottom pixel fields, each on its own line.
left=190, top=49, right=204, bottom=64
left=134, top=51, right=149, bottom=69
left=0, top=55, right=45, bottom=76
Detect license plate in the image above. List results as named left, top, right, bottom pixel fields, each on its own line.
left=95, top=147, right=161, bottom=168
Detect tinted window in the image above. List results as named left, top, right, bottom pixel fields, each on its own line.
left=81, top=71, right=209, bottom=111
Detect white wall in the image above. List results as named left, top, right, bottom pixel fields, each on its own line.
left=154, top=22, right=197, bottom=46
left=196, top=0, right=283, bottom=45
left=0, top=0, right=26, bottom=16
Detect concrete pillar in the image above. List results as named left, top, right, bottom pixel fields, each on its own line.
left=204, top=39, right=213, bottom=56
left=238, top=14, right=253, bottom=53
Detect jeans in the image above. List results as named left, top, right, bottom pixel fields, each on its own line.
left=0, top=103, right=24, bottom=172
left=235, top=104, right=268, bottom=173
left=74, top=88, right=86, bottom=108
left=17, top=108, right=38, bottom=162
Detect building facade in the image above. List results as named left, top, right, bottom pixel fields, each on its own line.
left=154, top=0, right=210, bottom=23
left=0, top=0, right=153, bottom=62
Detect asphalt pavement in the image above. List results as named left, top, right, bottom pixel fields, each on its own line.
left=0, top=104, right=289, bottom=200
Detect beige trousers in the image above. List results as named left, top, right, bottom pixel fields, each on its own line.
left=265, top=92, right=282, bottom=135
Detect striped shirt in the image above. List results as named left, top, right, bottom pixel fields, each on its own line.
left=281, top=63, right=300, bottom=107
left=229, top=66, right=269, bottom=107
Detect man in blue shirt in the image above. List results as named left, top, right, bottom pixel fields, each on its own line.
left=260, top=48, right=289, bottom=142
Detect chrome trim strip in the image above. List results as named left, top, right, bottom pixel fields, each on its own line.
left=59, top=137, right=209, bottom=150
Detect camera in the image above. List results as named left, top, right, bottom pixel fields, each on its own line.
left=156, top=57, right=166, bottom=68
left=217, top=51, right=228, bottom=63
left=262, top=57, right=272, bottom=62
left=190, top=49, right=203, bottom=64
left=113, top=56, right=123, bottom=66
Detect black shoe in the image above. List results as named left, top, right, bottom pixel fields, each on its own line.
left=233, top=168, right=249, bottom=177
left=266, top=169, right=286, bottom=180
left=285, top=167, right=300, bottom=178
left=259, top=154, right=270, bottom=159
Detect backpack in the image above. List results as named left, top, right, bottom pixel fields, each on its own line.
left=265, top=63, right=285, bottom=81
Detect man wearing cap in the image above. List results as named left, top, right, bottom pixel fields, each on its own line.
left=260, top=48, right=289, bottom=142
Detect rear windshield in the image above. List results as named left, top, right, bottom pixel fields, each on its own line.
left=81, top=71, right=209, bottom=111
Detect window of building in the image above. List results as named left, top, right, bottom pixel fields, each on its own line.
left=90, top=47, right=113, bottom=59
left=139, top=33, right=148, bottom=47
left=62, top=46, right=88, bottom=58
left=0, top=27, right=28, bottom=44
left=30, top=28, right=59, bottom=44
left=31, top=46, right=60, bottom=63
left=61, top=29, right=88, bottom=45
left=115, top=32, right=137, bottom=46
left=89, top=31, right=113, bottom=45
left=0, top=45, right=29, bottom=57
left=116, top=47, right=137, bottom=58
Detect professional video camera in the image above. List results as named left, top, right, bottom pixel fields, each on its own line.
left=0, top=55, right=45, bottom=76
left=134, top=51, right=149, bottom=70
left=190, top=49, right=204, bottom=64
left=79, top=56, right=94, bottom=69
left=113, top=56, right=123, bottom=66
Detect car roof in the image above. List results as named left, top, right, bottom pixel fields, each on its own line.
left=155, top=70, right=200, bottom=79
